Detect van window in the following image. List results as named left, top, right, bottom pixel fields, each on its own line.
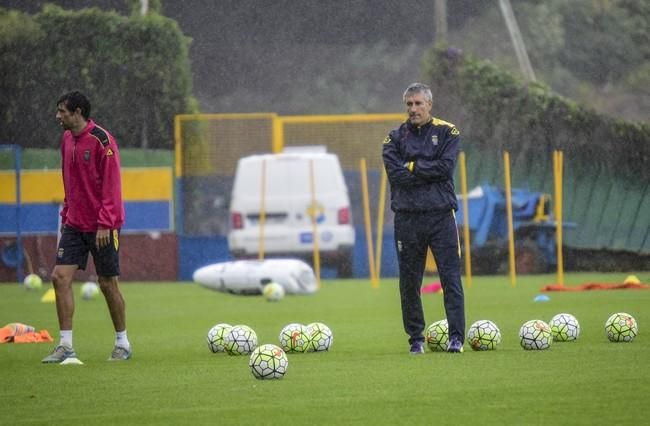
left=233, top=155, right=345, bottom=198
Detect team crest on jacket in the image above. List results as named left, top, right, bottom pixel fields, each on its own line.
left=83, top=150, right=90, bottom=161
left=431, top=135, right=438, bottom=146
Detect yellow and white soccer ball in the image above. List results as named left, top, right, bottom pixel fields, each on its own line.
left=249, top=344, right=289, bottom=380
left=263, top=282, right=285, bottom=302
left=425, top=319, right=449, bottom=352
left=224, top=324, right=258, bottom=355
left=605, top=312, right=638, bottom=342
left=519, top=319, right=553, bottom=350
left=467, top=320, right=501, bottom=351
left=549, top=313, right=580, bottom=342
left=81, top=281, right=100, bottom=300
left=306, top=322, right=333, bottom=352
left=23, top=273, right=43, bottom=290
left=279, top=323, right=310, bottom=353
left=207, top=323, right=232, bottom=353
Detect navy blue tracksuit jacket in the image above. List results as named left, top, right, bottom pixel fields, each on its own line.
left=382, top=117, right=466, bottom=344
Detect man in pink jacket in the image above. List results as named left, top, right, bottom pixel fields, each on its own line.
left=42, top=91, right=131, bottom=363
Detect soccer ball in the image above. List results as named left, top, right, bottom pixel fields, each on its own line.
left=207, top=323, right=232, bottom=353
left=305, top=322, right=333, bottom=352
left=81, top=282, right=100, bottom=300
left=23, top=273, right=43, bottom=290
left=605, top=312, right=638, bottom=342
left=224, top=325, right=258, bottom=355
left=467, top=320, right=501, bottom=351
left=519, top=320, right=553, bottom=350
left=549, top=313, right=580, bottom=341
left=279, top=323, right=310, bottom=353
left=249, top=344, right=289, bottom=380
left=263, top=282, right=285, bottom=302
left=425, top=319, right=449, bottom=352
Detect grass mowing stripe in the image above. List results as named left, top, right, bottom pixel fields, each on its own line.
left=1, top=272, right=648, bottom=425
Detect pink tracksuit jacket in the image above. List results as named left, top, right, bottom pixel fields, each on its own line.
left=60, top=119, right=125, bottom=232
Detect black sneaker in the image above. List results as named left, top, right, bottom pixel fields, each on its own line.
left=409, top=341, right=425, bottom=355
left=447, top=337, right=464, bottom=353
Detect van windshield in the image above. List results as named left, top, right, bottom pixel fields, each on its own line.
left=234, top=156, right=345, bottom=198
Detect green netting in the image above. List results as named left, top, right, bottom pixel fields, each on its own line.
left=626, top=186, right=650, bottom=252
left=460, top=146, right=480, bottom=189
left=610, top=183, right=646, bottom=251
left=472, top=149, right=501, bottom=187
left=594, top=178, right=627, bottom=249
left=572, top=168, right=612, bottom=249
left=516, top=151, right=548, bottom=191
left=561, top=160, right=579, bottom=223
left=282, top=116, right=403, bottom=171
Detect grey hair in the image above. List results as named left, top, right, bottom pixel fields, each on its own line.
left=402, top=83, right=432, bottom=103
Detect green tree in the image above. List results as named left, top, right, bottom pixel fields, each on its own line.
left=0, top=5, right=195, bottom=149
left=555, top=0, right=644, bottom=84
left=448, top=0, right=649, bottom=122
left=422, top=47, right=650, bottom=181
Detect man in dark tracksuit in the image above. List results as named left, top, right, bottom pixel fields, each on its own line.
left=382, top=82, right=465, bottom=354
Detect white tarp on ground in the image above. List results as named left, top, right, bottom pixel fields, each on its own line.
left=192, top=259, right=317, bottom=295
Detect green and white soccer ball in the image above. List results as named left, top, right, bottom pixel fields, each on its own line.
left=224, top=324, right=258, bottom=355
left=549, top=313, right=580, bottom=342
left=425, top=319, right=449, bottom=352
left=262, top=282, right=285, bottom=302
left=81, top=281, right=100, bottom=300
left=467, top=320, right=501, bottom=351
left=23, top=273, right=43, bottom=290
left=279, top=323, right=310, bottom=353
left=305, top=322, right=333, bottom=352
left=207, top=323, right=232, bottom=353
left=249, top=344, right=289, bottom=380
left=519, top=320, right=553, bottom=350
left=605, top=312, right=638, bottom=342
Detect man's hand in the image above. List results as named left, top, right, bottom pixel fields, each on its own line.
left=96, top=229, right=110, bottom=249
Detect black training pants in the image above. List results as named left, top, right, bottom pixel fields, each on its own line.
left=394, top=210, right=465, bottom=344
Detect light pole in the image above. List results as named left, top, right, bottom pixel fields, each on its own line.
left=498, top=0, right=536, bottom=82
left=434, top=0, right=448, bottom=45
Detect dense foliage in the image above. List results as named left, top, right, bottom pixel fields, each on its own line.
left=452, top=0, right=649, bottom=122
left=529, top=0, right=649, bottom=85
left=423, top=47, right=650, bottom=182
left=0, top=5, right=195, bottom=149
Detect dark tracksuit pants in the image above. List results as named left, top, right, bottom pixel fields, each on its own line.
left=394, top=209, right=465, bottom=344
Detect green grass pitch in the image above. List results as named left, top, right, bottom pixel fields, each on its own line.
left=1, top=272, right=648, bottom=425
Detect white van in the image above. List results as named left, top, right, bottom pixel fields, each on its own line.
left=227, top=149, right=355, bottom=277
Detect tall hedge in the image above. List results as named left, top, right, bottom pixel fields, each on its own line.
left=0, top=5, right=196, bottom=149
left=422, top=47, right=650, bottom=183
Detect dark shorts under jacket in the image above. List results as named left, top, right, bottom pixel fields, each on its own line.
left=56, top=225, right=120, bottom=277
